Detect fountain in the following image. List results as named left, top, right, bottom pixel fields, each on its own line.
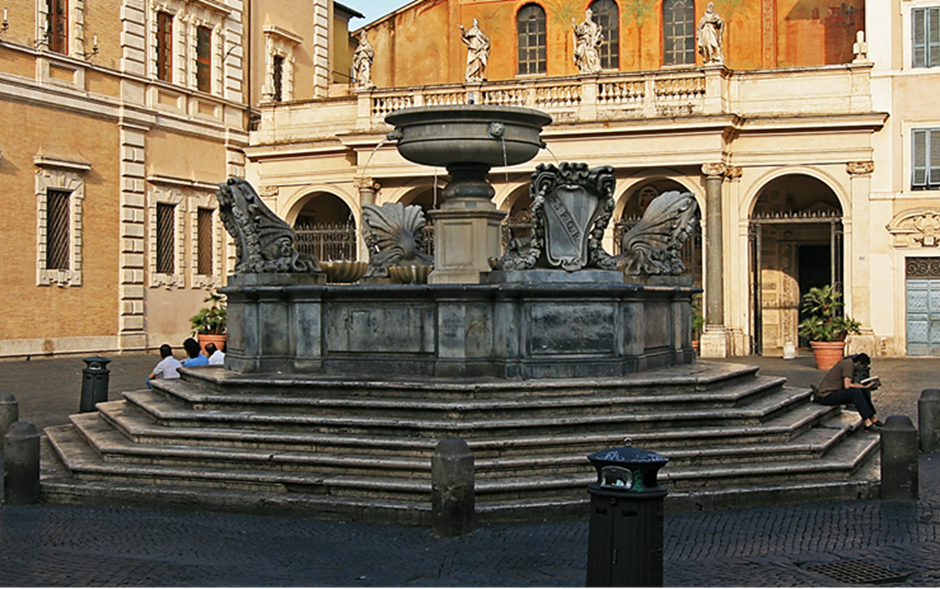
left=42, top=104, right=879, bottom=524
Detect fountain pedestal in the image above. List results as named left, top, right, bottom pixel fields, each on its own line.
left=386, top=105, right=551, bottom=284
left=427, top=207, right=506, bottom=284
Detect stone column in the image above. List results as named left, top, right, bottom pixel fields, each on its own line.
left=700, top=163, right=730, bottom=357
left=354, top=177, right=379, bottom=207
left=354, top=178, right=379, bottom=261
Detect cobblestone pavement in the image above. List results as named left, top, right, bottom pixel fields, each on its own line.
left=0, top=352, right=938, bottom=586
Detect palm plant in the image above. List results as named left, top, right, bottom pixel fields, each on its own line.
left=797, top=285, right=860, bottom=342
left=189, top=292, right=227, bottom=336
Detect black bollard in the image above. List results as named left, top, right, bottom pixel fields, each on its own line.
left=880, top=415, right=919, bottom=501
left=919, top=389, right=940, bottom=453
left=80, top=356, right=111, bottom=413
left=0, top=392, right=17, bottom=439
left=431, top=438, right=475, bottom=537
left=4, top=421, right=41, bottom=505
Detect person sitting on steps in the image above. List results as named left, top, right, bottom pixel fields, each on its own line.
left=815, top=352, right=883, bottom=432
left=182, top=337, right=209, bottom=367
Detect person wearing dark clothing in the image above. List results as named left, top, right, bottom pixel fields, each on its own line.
left=816, top=352, right=883, bottom=432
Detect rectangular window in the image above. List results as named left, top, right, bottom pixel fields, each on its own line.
left=197, top=208, right=213, bottom=275
left=46, top=190, right=70, bottom=270
left=196, top=26, right=212, bottom=92
left=272, top=55, right=284, bottom=102
left=517, top=5, right=547, bottom=75
left=156, top=202, right=176, bottom=274
left=46, top=0, right=68, bottom=54
left=913, top=129, right=940, bottom=189
left=157, top=12, right=173, bottom=82
left=913, top=7, right=940, bottom=68
left=663, top=0, right=695, bottom=66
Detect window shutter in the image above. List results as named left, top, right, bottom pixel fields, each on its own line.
left=930, top=129, right=940, bottom=187
left=915, top=8, right=927, bottom=67
left=914, top=129, right=928, bottom=187
left=930, top=8, right=940, bottom=66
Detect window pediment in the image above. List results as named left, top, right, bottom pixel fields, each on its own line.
left=888, top=208, right=940, bottom=248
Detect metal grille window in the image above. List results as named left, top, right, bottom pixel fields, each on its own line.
left=591, top=0, right=620, bottom=70
left=156, top=202, right=176, bottom=274
left=913, top=128, right=940, bottom=189
left=46, top=189, right=70, bottom=270
left=517, top=4, right=547, bottom=75
left=294, top=223, right=357, bottom=262
left=272, top=55, right=284, bottom=102
left=196, top=25, right=211, bottom=92
left=197, top=208, right=213, bottom=275
left=157, top=11, right=173, bottom=82
left=914, top=7, right=940, bottom=68
left=663, top=0, right=695, bottom=65
left=46, top=0, right=68, bottom=54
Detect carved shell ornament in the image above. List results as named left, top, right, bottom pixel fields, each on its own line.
left=215, top=178, right=320, bottom=274
left=616, top=191, right=699, bottom=276
left=361, top=202, right=433, bottom=278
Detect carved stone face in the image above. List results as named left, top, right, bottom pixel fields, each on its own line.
left=585, top=9, right=593, bottom=20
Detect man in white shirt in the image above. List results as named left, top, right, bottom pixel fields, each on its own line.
left=147, top=343, right=182, bottom=388
left=206, top=342, right=225, bottom=365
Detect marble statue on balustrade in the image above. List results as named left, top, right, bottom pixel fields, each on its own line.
left=490, top=162, right=618, bottom=272
left=216, top=178, right=321, bottom=274
left=459, top=19, right=490, bottom=83
left=615, top=190, right=698, bottom=278
left=361, top=202, right=433, bottom=279
left=696, top=2, right=725, bottom=65
left=352, top=32, right=375, bottom=89
left=572, top=9, right=603, bottom=75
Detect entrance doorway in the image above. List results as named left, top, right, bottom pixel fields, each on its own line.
left=906, top=258, right=940, bottom=355
left=749, top=174, right=843, bottom=355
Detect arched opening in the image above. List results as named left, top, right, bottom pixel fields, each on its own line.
left=748, top=174, right=844, bottom=355
left=614, top=181, right=703, bottom=288
left=292, top=192, right=358, bottom=261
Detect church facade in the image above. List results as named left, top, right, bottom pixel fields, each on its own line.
left=245, top=0, right=940, bottom=359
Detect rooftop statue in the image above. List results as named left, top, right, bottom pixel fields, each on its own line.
left=697, top=2, right=725, bottom=65
left=490, top=162, right=617, bottom=272
left=459, top=19, right=490, bottom=83
left=572, top=9, right=603, bottom=75
left=352, top=32, right=375, bottom=89
left=616, top=190, right=698, bottom=277
left=361, top=202, right=433, bottom=278
left=216, top=178, right=320, bottom=274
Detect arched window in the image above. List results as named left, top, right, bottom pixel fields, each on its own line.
left=663, top=0, right=695, bottom=65
left=517, top=4, right=546, bottom=75
left=590, top=0, right=620, bottom=70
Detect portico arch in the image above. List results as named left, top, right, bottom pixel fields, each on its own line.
left=747, top=173, right=844, bottom=355
left=289, top=190, right=358, bottom=262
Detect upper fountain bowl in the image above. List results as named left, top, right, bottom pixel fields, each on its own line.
left=386, top=105, right=552, bottom=169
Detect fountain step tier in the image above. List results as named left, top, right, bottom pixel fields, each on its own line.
left=42, top=361, right=880, bottom=522
left=221, top=278, right=697, bottom=379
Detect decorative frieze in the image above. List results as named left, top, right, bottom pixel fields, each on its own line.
left=887, top=209, right=940, bottom=248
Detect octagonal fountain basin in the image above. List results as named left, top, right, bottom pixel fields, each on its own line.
left=386, top=105, right=552, bottom=168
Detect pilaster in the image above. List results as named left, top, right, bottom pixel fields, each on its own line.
left=118, top=121, right=149, bottom=350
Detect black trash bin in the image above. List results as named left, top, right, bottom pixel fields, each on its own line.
left=586, top=445, right=669, bottom=587
left=80, top=356, right=111, bottom=413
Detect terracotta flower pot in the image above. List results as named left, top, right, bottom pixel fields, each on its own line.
left=810, top=341, right=846, bottom=371
left=197, top=333, right=227, bottom=357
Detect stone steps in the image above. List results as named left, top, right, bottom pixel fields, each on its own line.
left=123, top=385, right=809, bottom=439
left=151, top=371, right=787, bottom=416
left=41, top=361, right=881, bottom=522
left=95, top=393, right=841, bottom=459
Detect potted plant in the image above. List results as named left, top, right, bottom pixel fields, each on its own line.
left=190, top=292, right=227, bottom=355
left=797, top=285, right=861, bottom=370
left=691, top=298, right=705, bottom=355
